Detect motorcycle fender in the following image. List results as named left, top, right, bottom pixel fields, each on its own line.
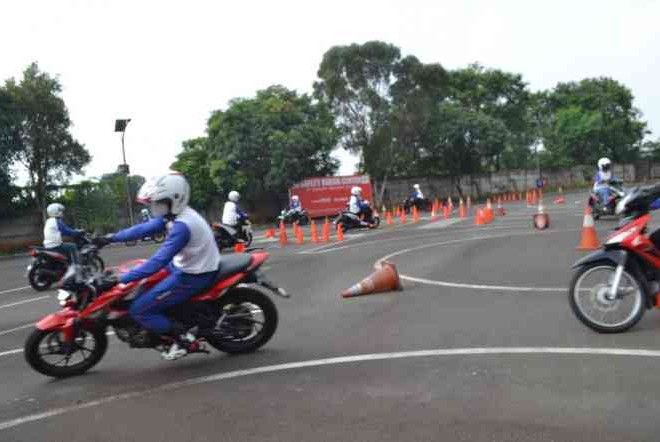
left=572, top=249, right=628, bottom=269
left=36, top=309, right=79, bottom=333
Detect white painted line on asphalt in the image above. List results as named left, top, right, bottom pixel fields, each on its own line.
left=0, top=286, right=32, bottom=296
left=0, top=296, right=51, bottom=311
left=376, top=229, right=581, bottom=292
left=2, top=346, right=660, bottom=432
left=0, top=348, right=23, bottom=358
left=0, top=323, right=34, bottom=337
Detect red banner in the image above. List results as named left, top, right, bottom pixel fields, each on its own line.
left=289, top=175, right=373, bottom=218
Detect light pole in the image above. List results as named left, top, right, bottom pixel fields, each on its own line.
left=114, top=118, right=134, bottom=226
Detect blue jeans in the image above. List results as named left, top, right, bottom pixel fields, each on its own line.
left=49, top=243, right=79, bottom=265
left=596, top=185, right=611, bottom=205
left=129, top=269, right=217, bottom=334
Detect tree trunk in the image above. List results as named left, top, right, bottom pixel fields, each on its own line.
left=376, top=174, right=388, bottom=208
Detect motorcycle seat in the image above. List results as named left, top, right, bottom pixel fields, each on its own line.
left=32, top=248, right=68, bottom=261
left=214, top=254, right=252, bottom=281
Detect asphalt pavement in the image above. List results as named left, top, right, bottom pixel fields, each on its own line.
left=2, top=194, right=660, bottom=441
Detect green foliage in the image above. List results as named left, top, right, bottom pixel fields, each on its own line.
left=0, top=63, right=90, bottom=218
left=175, top=85, right=339, bottom=206
left=60, top=181, right=118, bottom=233
left=541, top=77, right=647, bottom=167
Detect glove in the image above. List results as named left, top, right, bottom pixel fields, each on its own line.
left=92, top=234, right=114, bottom=248
left=97, top=274, right=119, bottom=292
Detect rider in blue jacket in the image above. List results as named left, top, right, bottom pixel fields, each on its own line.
left=98, top=172, right=221, bottom=360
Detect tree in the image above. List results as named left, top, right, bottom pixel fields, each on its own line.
left=1, top=63, right=90, bottom=220
left=175, top=85, right=339, bottom=210
left=422, top=102, right=508, bottom=196
left=542, top=77, right=647, bottom=167
left=171, top=137, right=217, bottom=211
left=314, top=41, right=447, bottom=201
left=447, top=64, right=532, bottom=170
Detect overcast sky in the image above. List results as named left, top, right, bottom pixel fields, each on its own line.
left=2, top=0, right=659, bottom=183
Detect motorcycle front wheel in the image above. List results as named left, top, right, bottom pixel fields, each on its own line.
left=24, top=326, right=108, bottom=378
left=569, top=263, right=646, bottom=333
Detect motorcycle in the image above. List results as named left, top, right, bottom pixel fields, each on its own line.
left=212, top=218, right=254, bottom=251
left=334, top=202, right=380, bottom=232
left=278, top=208, right=310, bottom=226
left=24, top=248, right=289, bottom=378
left=403, top=197, right=431, bottom=214
left=569, top=184, right=660, bottom=333
left=26, top=234, right=105, bottom=292
left=124, top=231, right=166, bottom=247
left=589, top=179, right=626, bottom=220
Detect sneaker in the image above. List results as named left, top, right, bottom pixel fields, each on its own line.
left=160, top=332, right=196, bottom=361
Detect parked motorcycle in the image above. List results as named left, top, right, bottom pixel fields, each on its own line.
left=569, top=184, right=660, bottom=333
left=26, top=234, right=105, bottom=292
left=589, top=179, right=626, bottom=220
left=124, top=232, right=166, bottom=247
left=24, top=249, right=288, bottom=378
left=278, top=209, right=310, bottom=226
left=334, top=203, right=380, bottom=232
left=212, top=218, right=254, bottom=251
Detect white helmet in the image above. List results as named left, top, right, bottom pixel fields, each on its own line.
left=228, top=191, right=240, bottom=202
left=141, top=208, right=150, bottom=216
left=351, top=186, right=362, bottom=196
left=598, top=157, right=612, bottom=172
left=46, top=203, right=65, bottom=218
left=413, top=184, right=420, bottom=190
left=137, top=172, right=190, bottom=216
left=291, top=195, right=299, bottom=202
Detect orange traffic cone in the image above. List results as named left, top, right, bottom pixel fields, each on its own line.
left=474, top=208, right=485, bottom=225
left=467, top=195, right=472, bottom=210
left=279, top=221, right=288, bottom=246
left=484, top=199, right=494, bottom=223
left=341, top=261, right=403, bottom=298
left=412, top=206, right=419, bottom=224
left=447, top=197, right=453, bottom=212
left=577, top=206, right=600, bottom=250
left=234, top=242, right=246, bottom=253
left=386, top=210, right=394, bottom=225
left=337, top=223, right=345, bottom=241
left=431, top=204, right=438, bottom=221
left=265, top=227, right=276, bottom=239
left=443, top=204, right=449, bottom=220
left=322, top=217, right=330, bottom=242
left=459, top=198, right=467, bottom=219
left=310, top=220, right=319, bottom=243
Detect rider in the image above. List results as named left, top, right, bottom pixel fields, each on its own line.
left=409, top=184, right=424, bottom=210
left=43, top=203, right=85, bottom=264
left=222, top=190, right=248, bottom=234
left=285, top=195, right=303, bottom=218
left=97, top=172, right=221, bottom=360
left=347, top=186, right=371, bottom=227
left=593, top=157, right=617, bottom=205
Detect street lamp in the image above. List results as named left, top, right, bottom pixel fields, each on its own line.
left=114, top=118, right=134, bottom=225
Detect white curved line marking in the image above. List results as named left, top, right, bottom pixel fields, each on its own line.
left=376, top=229, right=580, bottom=292
left=0, top=323, right=34, bottom=337
left=1, top=346, right=659, bottom=432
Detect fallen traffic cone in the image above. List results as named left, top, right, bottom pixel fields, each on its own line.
left=265, top=227, right=276, bottom=239
left=577, top=206, right=600, bottom=250
left=279, top=221, right=288, bottom=246
left=554, top=195, right=565, bottom=205
left=322, top=217, right=330, bottom=242
left=533, top=200, right=550, bottom=230
left=341, top=261, right=402, bottom=298
left=234, top=242, right=246, bottom=253
left=310, top=220, right=319, bottom=243
left=337, top=223, right=345, bottom=241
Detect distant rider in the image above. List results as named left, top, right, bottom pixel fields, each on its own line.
left=222, top=190, right=248, bottom=235
left=347, top=186, right=371, bottom=227
left=43, top=203, right=85, bottom=264
left=593, top=157, right=618, bottom=205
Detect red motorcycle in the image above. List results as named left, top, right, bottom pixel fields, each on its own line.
left=24, top=250, right=288, bottom=378
left=569, top=185, right=660, bottom=333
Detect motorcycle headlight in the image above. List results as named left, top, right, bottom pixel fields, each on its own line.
left=56, top=289, right=75, bottom=307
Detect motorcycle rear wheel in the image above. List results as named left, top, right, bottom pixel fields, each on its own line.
left=24, top=326, right=108, bottom=378
left=207, top=288, right=278, bottom=354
